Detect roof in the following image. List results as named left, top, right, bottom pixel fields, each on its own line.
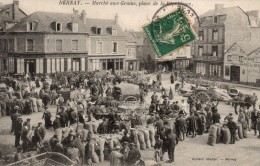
left=8, top=11, right=88, bottom=33
left=85, top=18, right=125, bottom=36
left=225, top=42, right=260, bottom=55
left=124, top=31, right=144, bottom=45
left=0, top=3, right=12, bottom=11
left=200, top=6, right=251, bottom=26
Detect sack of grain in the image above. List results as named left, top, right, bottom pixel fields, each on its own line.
left=235, top=131, right=240, bottom=141
left=85, top=122, right=94, bottom=134
left=97, top=137, right=106, bottom=162
left=113, top=138, right=122, bottom=149
left=36, top=99, right=43, bottom=112
left=237, top=123, right=243, bottom=139
left=137, top=131, right=146, bottom=150
left=208, top=125, right=218, bottom=138
left=207, top=135, right=216, bottom=146
left=207, top=125, right=218, bottom=146
left=147, top=127, right=155, bottom=147
left=132, top=129, right=140, bottom=150
left=76, top=123, right=84, bottom=135
left=221, top=127, right=231, bottom=144
left=62, top=127, right=72, bottom=139
left=104, top=147, right=110, bottom=160
left=140, top=129, right=151, bottom=149
left=107, top=139, right=114, bottom=152
left=81, top=129, right=89, bottom=141
left=216, top=126, right=222, bottom=144
left=243, top=128, right=247, bottom=138
left=91, top=150, right=99, bottom=163
left=92, top=121, right=99, bottom=134
left=55, top=128, right=62, bottom=144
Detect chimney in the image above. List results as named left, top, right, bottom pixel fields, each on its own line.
left=73, top=9, right=79, bottom=15
left=115, top=13, right=119, bottom=25
left=81, top=10, right=86, bottom=24
left=13, top=0, right=19, bottom=20
left=215, top=4, right=224, bottom=11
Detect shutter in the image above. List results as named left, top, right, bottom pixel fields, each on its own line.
left=208, top=29, right=212, bottom=43
left=218, top=44, right=223, bottom=58
left=195, top=44, right=198, bottom=56
left=208, top=44, right=212, bottom=55
left=203, top=28, right=207, bottom=43
left=218, top=27, right=224, bottom=43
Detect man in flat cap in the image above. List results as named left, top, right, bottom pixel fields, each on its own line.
left=14, top=117, right=23, bottom=147
left=110, top=145, right=124, bottom=166
left=10, top=106, right=21, bottom=134
left=33, top=122, right=45, bottom=146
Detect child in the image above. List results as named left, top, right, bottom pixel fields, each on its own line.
left=154, top=135, right=163, bottom=162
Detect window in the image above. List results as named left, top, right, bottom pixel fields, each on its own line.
left=120, top=59, right=123, bottom=70
left=26, top=39, right=34, bottom=52
left=0, top=39, right=3, bottom=51
left=213, top=29, right=218, bottom=41
left=198, top=46, right=203, bottom=56
left=4, top=39, right=8, bottom=51
left=9, top=39, right=14, bottom=51
left=97, top=28, right=102, bottom=34
left=72, top=23, right=78, bottom=32
left=239, top=56, right=243, bottom=62
left=97, top=41, right=102, bottom=54
left=127, top=48, right=131, bottom=55
left=72, top=40, right=78, bottom=51
left=225, top=66, right=229, bottom=76
left=213, top=16, right=218, bottom=23
left=227, top=55, right=231, bottom=61
left=212, top=46, right=218, bottom=56
left=112, top=29, right=117, bottom=35
left=56, top=22, right=62, bottom=32
left=199, top=30, right=204, bottom=41
left=5, top=12, right=10, bottom=17
left=254, top=57, right=260, bottom=63
left=56, top=40, right=62, bottom=52
left=113, top=42, right=118, bottom=53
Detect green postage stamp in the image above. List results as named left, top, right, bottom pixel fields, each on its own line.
left=144, top=9, right=197, bottom=58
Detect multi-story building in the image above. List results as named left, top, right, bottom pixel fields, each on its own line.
left=0, top=10, right=89, bottom=74
left=85, top=13, right=128, bottom=73
left=224, top=42, right=260, bottom=83
left=193, top=4, right=257, bottom=78
left=0, top=10, right=137, bottom=74
left=0, top=0, right=27, bottom=72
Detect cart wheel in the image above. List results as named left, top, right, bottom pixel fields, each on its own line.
left=124, top=96, right=138, bottom=102
left=195, top=92, right=210, bottom=103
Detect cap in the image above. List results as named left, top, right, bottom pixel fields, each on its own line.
left=70, top=132, right=76, bottom=136
left=38, top=122, right=42, bottom=124
left=123, top=142, right=129, bottom=144
left=130, top=143, right=136, bottom=146
left=115, top=146, right=121, bottom=150
left=14, top=106, right=19, bottom=109
left=27, top=118, right=31, bottom=121
left=56, top=115, right=60, bottom=118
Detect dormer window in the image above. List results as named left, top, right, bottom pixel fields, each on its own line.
left=213, top=16, right=218, bottom=23
left=72, top=23, right=78, bottom=32
left=97, top=28, right=102, bottom=35
left=27, top=21, right=37, bottom=31
left=56, top=22, right=62, bottom=32
left=112, top=29, right=117, bottom=35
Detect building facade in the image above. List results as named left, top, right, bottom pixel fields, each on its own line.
left=224, top=43, right=260, bottom=83
left=193, top=4, right=256, bottom=78
left=0, top=0, right=27, bottom=72
left=0, top=11, right=89, bottom=74
left=0, top=10, right=138, bottom=74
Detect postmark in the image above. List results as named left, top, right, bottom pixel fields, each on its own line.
left=143, top=2, right=200, bottom=58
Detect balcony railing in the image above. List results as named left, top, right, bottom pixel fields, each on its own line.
left=193, top=56, right=223, bottom=61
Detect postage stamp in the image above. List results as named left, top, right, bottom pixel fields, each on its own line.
left=143, top=8, right=197, bottom=58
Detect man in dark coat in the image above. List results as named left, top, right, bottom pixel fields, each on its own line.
left=126, top=143, right=141, bottom=166
left=251, top=109, right=258, bottom=136
left=186, top=112, right=198, bottom=137
left=42, top=108, right=52, bottom=129
left=212, top=109, right=221, bottom=124
left=58, top=107, right=68, bottom=127
left=53, top=115, right=61, bottom=130
left=11, top=106, right=21, bottom=134
left=175, top=114, right=187, bottom=141
left=42, top=93, right=50, bottom=107
left=170, top=73, right=175, bottom=84
left=14, top=117, right=23, bottom=147
left=227, top=117, right=237, bottom=144
left=33, top=122, right=46, bottom=146
left=165, top=128, right=177, bottom=163
left=69, top=108, right=78, bottom=125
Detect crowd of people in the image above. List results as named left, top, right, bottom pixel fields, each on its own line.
left=0, top=71, right=259, bottom=166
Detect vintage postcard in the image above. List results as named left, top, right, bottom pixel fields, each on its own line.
left=0, top=0, right=260, bottom=166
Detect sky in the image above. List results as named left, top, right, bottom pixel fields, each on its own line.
left=1, top=0, right=260, bottom=31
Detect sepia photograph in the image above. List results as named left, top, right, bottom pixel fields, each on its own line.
left=0, top=0, right=259, bottom=165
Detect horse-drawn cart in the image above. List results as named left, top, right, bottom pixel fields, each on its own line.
left=6, top=152, right=76, bottom=166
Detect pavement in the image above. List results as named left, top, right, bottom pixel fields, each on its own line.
left=1, top=73, right=260, bottom=166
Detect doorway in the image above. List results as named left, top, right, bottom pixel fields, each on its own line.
left=25, top=59, right=36, bottom=74
left=230, top=66, right=240, bottom=82
left=107, top=61, right=114, bottom=73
